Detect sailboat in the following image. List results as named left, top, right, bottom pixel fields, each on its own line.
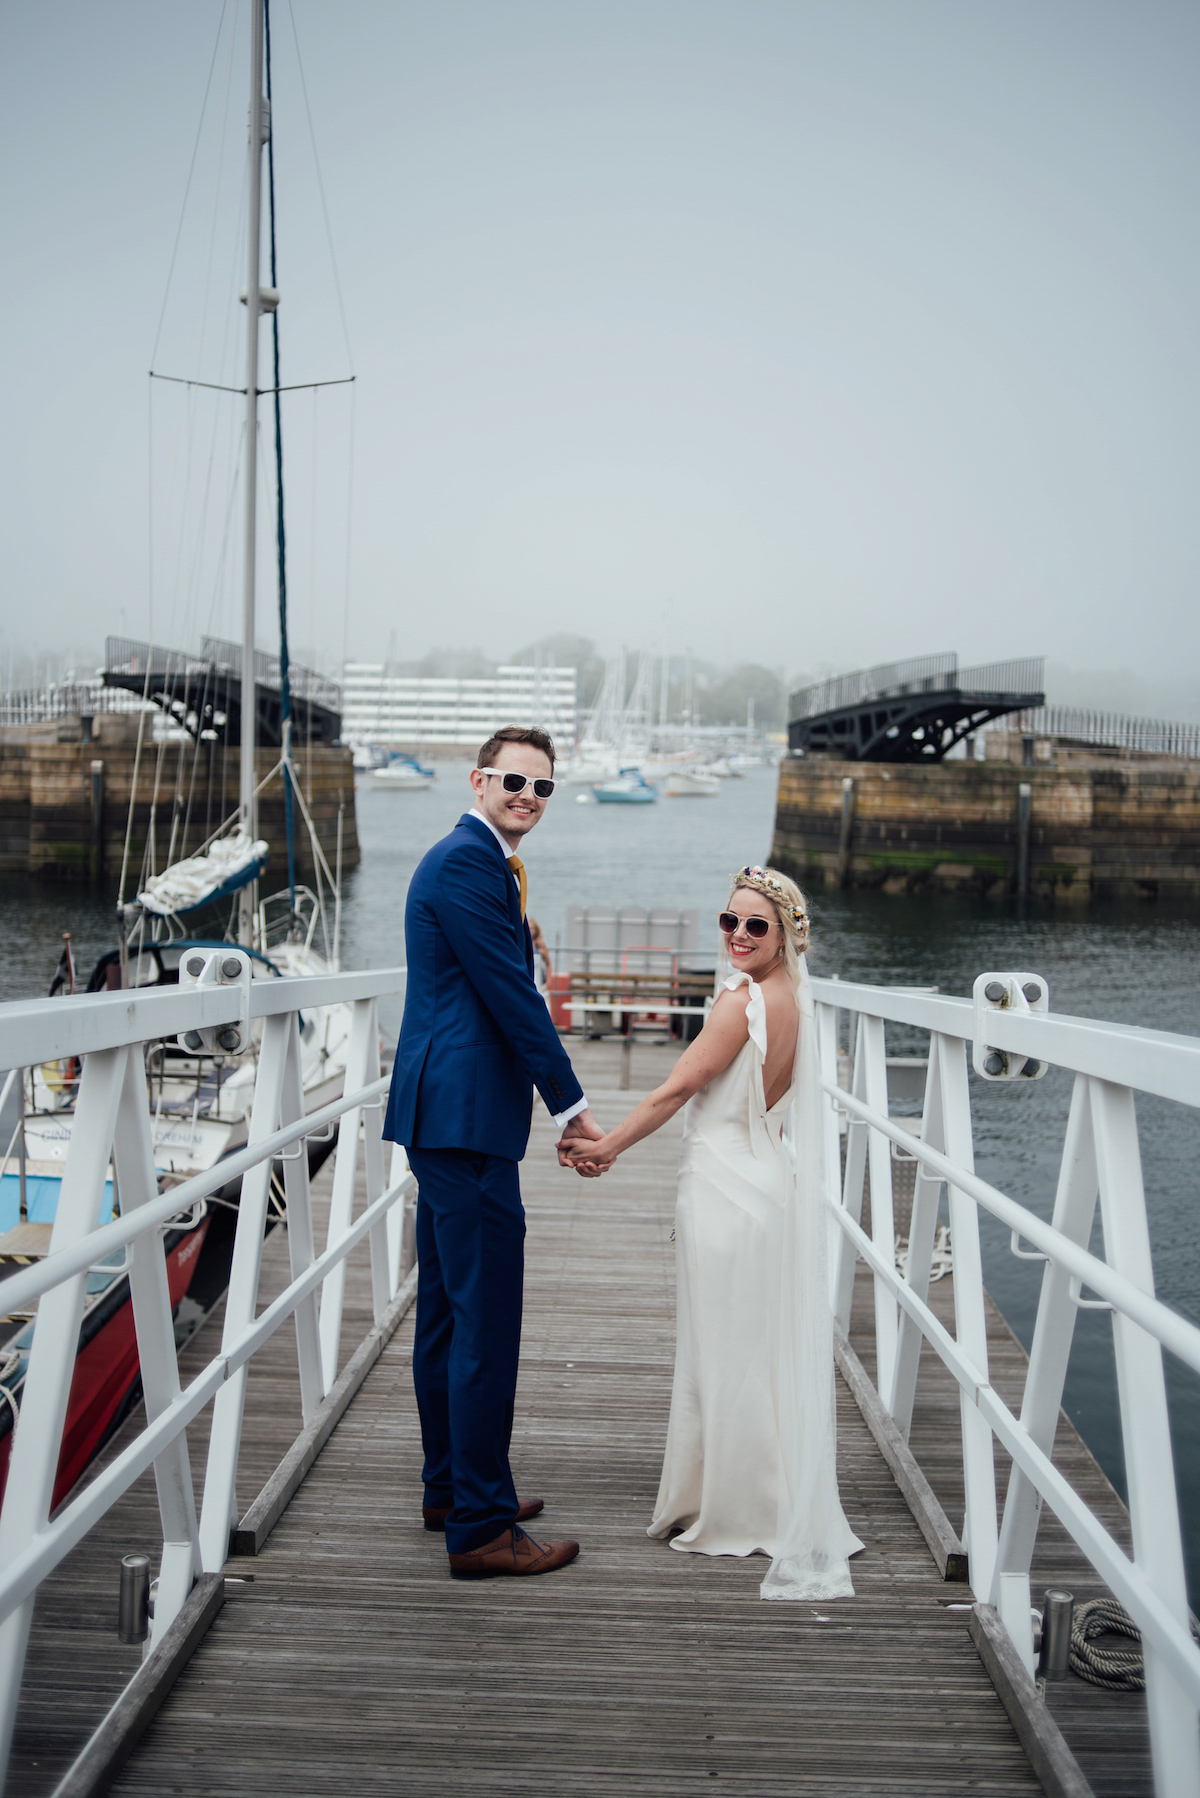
left=0, top=0, right=355, bottom=1508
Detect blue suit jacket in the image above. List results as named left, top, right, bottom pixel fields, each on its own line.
left=382, top=813, right=584, bottom=1161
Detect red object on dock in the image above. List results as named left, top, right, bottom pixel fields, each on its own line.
left=547, top=972, right=572, bottom=1030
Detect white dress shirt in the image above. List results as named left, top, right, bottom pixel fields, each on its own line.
left=468, top=805, right=588, bottom=1130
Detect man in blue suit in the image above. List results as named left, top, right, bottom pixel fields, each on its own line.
left=384, top=725, right=602, bottom=1579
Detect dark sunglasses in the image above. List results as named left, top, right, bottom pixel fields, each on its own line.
left=480, top=768, right=556, bottom=799
left=718, top=911, right=773, bottom=939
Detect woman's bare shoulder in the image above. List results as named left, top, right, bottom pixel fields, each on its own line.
left=708, top=983, right=752, bottom=1026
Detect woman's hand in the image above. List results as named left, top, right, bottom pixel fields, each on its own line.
left=563, top=1132, right=618, bottom=1176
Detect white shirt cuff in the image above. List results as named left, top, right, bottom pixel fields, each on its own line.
left=552, top=1095, right=589, bottom=1130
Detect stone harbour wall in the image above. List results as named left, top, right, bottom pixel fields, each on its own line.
left=770, top=755, right=1200, bottom=904
left=0, top=715, right=359, bottom=887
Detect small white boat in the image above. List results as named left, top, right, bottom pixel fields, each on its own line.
left=371, top=754, right=436, bottom=791
left=664, top=770, right=720, bottom=797
left=594, top=769, right=658, bottom=805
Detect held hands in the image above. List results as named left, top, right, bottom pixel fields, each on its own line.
left=555, top=1108, right=616, bottom=1178
left=566, top=1139, right=617, bottom=1177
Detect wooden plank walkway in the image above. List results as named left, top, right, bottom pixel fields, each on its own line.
left=110, top=1042, right=1037, bottom=1796
left=8, top=1034, right=1154, bottom=1795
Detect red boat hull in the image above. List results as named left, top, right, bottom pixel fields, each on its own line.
left=0, top=1218, right=209, bottom=1512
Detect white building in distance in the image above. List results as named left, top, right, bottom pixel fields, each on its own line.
left=341, top=662, right=577, bottom=751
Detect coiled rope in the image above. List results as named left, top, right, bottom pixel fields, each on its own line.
left=1069, top=1599, right=1144, bottom=1690
left=0, top=1346, right=22, bottom=1434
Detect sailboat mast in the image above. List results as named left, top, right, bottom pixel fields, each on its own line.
left=238, top=0, right=267, bottom=947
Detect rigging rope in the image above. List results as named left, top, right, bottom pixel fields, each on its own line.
left=265, top=0, right=297, bottom=918
left=149, top=0, right=231, bottom=369
left=286, top=0, right=356, bottom=377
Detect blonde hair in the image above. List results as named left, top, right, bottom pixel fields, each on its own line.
left=728, top=865, right=810, bottom=980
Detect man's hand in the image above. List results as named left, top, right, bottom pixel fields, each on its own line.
left=556, top=1107, right=605, bottom=1169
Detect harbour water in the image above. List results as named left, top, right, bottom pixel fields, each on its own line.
left=1, top=761, right=1197, bottom=1600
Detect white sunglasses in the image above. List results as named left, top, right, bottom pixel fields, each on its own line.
left=479, top=768, right=556, bottom=799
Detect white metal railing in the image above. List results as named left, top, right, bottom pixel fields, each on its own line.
left=812, top=972, right=1200, bottom=1798
left=0, top=962, right=412, bottom=1788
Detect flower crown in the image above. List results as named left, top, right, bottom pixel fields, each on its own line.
left=734, top=865, right=808, bottom=929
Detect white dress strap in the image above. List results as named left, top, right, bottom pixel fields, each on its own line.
left=722, top=971, right=767, bottom=1056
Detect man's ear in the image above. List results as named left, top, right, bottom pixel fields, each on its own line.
left=468, top=767, right=484, bottom=798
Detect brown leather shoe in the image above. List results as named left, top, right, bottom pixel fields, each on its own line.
left=423, top=1497, right=545, bottom=1533
left=448, top=1525, right=580, bottom=1580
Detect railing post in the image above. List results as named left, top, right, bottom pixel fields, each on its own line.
left=858, top=1013, right=898, bottom=1400
left=992, top=1074, right=1098, bottom=1669
left=278, top=1011, right=324, bottom=1420
left=318, top=998, right=375, bottom=1388
left=888, top=1033, right=945, bottom=1438
left=833, top=1014, right=869, bottom=1332
left=939, top=1035, right=998, bottom=1601
left=111, top=1049, right=202, bottom=1644
left=197, top=1012, right=292, bottom=1572
left=0, top=1046, right=128, bottom=1774
left=358, top=1000, right=391, bottom=1321
left=1091, top=1078, right=1200, bottom=1798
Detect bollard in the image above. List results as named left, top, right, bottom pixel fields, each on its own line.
left=89, top=759, right=105, bottom=886
left=1038, top=1588, right=1074, bottom=1680
left=117, top=1553, right=151, bottom=1644
left=836, top=776, right=856, bottom=889
left=1016, top=782, right=1032, bottom=909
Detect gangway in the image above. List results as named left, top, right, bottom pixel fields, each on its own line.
left=0, top=963, right=1197, bottom=1795
left=789, top=652, right=1045, bottom=761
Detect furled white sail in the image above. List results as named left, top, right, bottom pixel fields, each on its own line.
left=136, top=830, right=268, bottom=917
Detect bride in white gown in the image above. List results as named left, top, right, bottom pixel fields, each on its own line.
left=564, top=866, right=862, bottom=1600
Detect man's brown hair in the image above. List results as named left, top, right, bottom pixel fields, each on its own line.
left=476, top=725, right=556, bottom=771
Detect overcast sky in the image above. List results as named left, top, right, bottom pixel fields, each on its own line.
left=1, top=0, right=1197, bottom=703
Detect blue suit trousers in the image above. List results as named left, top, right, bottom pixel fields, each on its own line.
left=406, top=1146, right=525, bottom=1555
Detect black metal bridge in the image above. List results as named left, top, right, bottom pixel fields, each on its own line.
left=788, top=653, right=1044, bottom=762
left=103, top=635, right=342, bottom=748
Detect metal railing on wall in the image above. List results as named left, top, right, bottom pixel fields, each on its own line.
left=1017, top=706, right=1200, bottom=760
left=104, top=636, right=341, bottom=714
left=812, top=971, right=1200, bottom=1798
left=0, top=683, right=149, bottom=728
left=790, top=654, right=1045, bottom=723
left=0, top=963, right=412, bottom=1788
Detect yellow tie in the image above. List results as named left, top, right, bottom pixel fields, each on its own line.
left=507, top=855, right=527, bottom=920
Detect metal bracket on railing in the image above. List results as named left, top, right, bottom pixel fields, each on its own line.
left=972, top=972, right=1049, bottom=1082
left=176, top=949, right=253, bottom=1058
left=1010, top=1228, right=1049, bottom=1263
left=87, top=1249, right=130, bottom=1275
left=1069, top=1275, right=1115, bottom=1312
left=161, top=1198, right=208, bottom=1232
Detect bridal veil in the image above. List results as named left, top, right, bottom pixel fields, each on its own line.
left=759, top=957, right=864, bottom=1600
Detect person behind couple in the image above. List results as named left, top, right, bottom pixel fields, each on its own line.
left=382, top=726, right=604, bottom=1580
left=565, top=865, right=863, bottom=1599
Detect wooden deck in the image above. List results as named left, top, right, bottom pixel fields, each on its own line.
left=8, top=1035, right=1154, bottom=1795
